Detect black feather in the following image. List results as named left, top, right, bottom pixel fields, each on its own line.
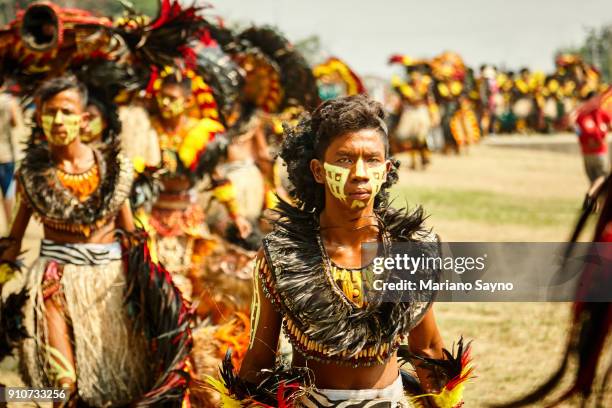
left=0, top=287, right=29, bottom=360
left=122, top=230, right=194, bottom=407
left=260, top=199, right=438, bottom=364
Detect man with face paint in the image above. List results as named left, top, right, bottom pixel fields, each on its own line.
left=81, top=102, right=106, bottom=146
left=0, top=76, right=192, bottom=407
left=148, top=74, right=252, bottom=303
left=210, top=95, right=472, bottom=407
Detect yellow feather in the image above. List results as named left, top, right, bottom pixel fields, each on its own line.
left=204, top=375, right=243, bottom=408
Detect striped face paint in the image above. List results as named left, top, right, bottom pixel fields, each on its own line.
left=366, top=161, right=387, bottom=202
left=87, top=117, right=103, bottom=140
left=42, top=111, right=81, bottom=146
left=156, top=95, right=185, bottom=119
left=324, top=157, right=387, bottom=209
left=323, top=162, right=350, bottom=203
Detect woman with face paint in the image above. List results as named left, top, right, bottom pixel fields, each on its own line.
left=210, top=95, right=472, bottom=407
left=0, top=76, right=193, bottom=407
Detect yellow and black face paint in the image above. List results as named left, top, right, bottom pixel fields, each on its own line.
left=323, top=162, right=351, bottom=203
left=41, top=111, right=81, bottom=146
left=323, top=157, right=387, bottom=209
left=81, top=117, right=103, bottom=143
left=156, top=95, right=185, bottom=119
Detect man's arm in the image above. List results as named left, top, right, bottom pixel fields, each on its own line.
left=116, top=200, right=135, bottom=232
left=239, top=251, right=282, bottom=383
left=9, top=97, right=21, bottom=128
left=0, top=185, right=32, bottom=262
left=210, top=170, right=252, bottom=238
left=408, top=307, right=445, bottom=393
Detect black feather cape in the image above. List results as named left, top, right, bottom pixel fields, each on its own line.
left=261, top=200, right=440, bottom=366
left=16, top=139, right=133, bottom=235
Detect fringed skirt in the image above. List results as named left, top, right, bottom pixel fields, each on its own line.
left=20, top=240, right=152, bottom=407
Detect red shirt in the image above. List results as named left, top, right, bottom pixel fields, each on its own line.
left=577, top=108, right=611, bottom=154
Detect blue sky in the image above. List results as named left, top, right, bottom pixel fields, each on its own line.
left=208, top=0, right=612, bottom=76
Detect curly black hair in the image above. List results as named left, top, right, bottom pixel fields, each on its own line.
left=280, top=94, right=400, bottom=213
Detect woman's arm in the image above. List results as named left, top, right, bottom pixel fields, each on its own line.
left=239, top=251, right=282, bottom=383
left=408, top=307, right=445, bottom=392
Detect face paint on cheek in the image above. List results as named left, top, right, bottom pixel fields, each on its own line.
left=348, top=157, right=387, bottom=209
left=41, top=115, right=54, bottom=140
left=367, top=162, right=387, bottom=203
left=61, top=114, right=81, bottom=144
left=86, top=117, right=103, bottom=141
left=323, top=162, right=350, bottom=203
left=157, top=95, right=185, bottom=119
left=41, top=112, right=81, bottom=146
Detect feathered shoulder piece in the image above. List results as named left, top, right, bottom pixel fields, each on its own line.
left=206, top=350, right=313, bottom=407
left=238, top=26, right=319, bottom=112
left=152, top=116, right=228, bottom=183
left=259, top=199, right=439, bottom=366
left=206, top=24, right=319, bottom=116
left=399, top=337, right=474, bottom=408
left=16, top=139, right=133, bottom=237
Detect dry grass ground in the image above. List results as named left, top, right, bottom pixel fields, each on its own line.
left=1, top=138, right=611, bottom=407
left=392, top=142, right=611, bottom=407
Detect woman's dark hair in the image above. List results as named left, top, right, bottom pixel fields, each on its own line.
left=36, top=74, right=88, bottom=109
left=280, top=94, right=400, bottom=213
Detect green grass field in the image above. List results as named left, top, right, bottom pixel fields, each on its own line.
left=394, top=185, right=580, bottom=229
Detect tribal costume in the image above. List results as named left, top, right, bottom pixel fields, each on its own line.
left=0, top=2, right=216, bottom=405
left=117, top=7, right=248, bottom=307
left=207, top=94, right=473, bottom=407
left=148, top=107, right=231, bottom=301
left=184, top=24, right=319, bottom=392
left=429, top=52, right=480, bottom=153
left=0, top=0, right=205, bottom=93
left=495, top=145, right=612, bottom=407
left=0, top=139, right=193, bottom=407
left=314, top=57, right=366, bottom=101
left=388, top=56, right=436, bottom=168
left=209, top=201, right=473, bottom=408
left=510, top=69, right=539, bottom=133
